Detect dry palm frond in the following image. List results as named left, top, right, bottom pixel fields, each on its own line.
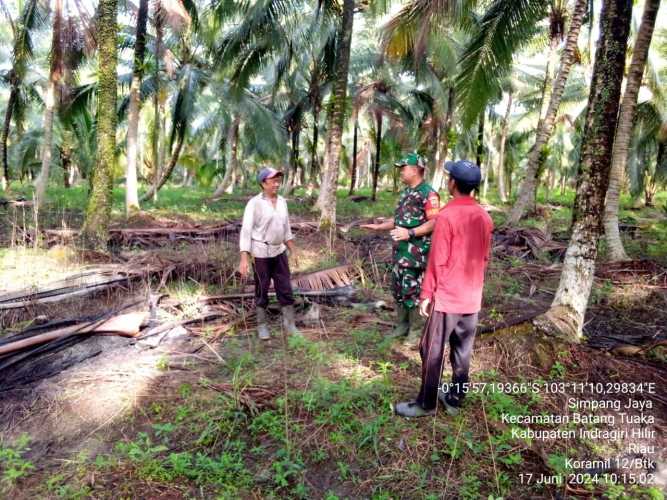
left=291, top=264, right=356, bottom=291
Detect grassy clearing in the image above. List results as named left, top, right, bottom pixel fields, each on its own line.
left=0, top=246, right=85, bottom=293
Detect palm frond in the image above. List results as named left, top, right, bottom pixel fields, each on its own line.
left=117, top=73, right=159, bottom=118
left=180, top=0, right=199, bottom=31
left=381, top=0, right=475, bottom=62
left=292, top=264, right=356, bottom=291
left=169, top=63, right=207, bottom=147
left=455, top=0, right=547, bottom=127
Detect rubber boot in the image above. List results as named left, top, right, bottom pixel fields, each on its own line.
left=391, top=305, right=410, bottom=338
left=281, top=304, right=302, bottom=337
left=256, top=307, right=271, bottom=340
left=403, top=308, right=422, bottom=347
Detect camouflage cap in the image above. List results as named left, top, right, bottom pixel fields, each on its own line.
left=395, top=152, right=425, bottom=168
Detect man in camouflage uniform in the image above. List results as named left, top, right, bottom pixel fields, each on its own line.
left=361, top=153, right=441, bottom=345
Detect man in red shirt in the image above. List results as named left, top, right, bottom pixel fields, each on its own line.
left=394, top=160, right=494, bottom=418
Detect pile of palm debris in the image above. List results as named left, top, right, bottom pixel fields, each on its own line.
left=0, top=259, right=369, bottom=391
left=493, top=227, right=567, bottom=260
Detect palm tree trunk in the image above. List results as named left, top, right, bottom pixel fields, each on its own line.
left=60, top=146, right=71, bottom=188
left=477, top=110, right=487, bottom=197
left=431, top=87, right=455, bottom=192
left=497, top=90, right=512, bottom=203
left=285, top=125, right=300, bottom=195
left=603, top=0, right=660, bottom=262
left=151, top=0, right=164, bottom=203
left=534, top=0, right=632, bottom=343
left=125, top=0, right=149, bottom=214
left=34, top=0, right=64, bottom=210
left=0, top=85, right=17, bottom=190
left=292, top=126, right=300, bottom=182
left=476, top=110, right=485, bottom=167
left=210, top=116, right=240, bottom=199
left=140, top=134, right=185, bottom=201
left=316, top=0, right=354, bottom=229
left=371, top=113, right=382, bottom=202
left=508, top=0, right=588, bottom=224
left=310, top=95, right=320, bottom=186
left=348, top=119, right=358, bottom=196
left=82, top=0, right=118, bottom=249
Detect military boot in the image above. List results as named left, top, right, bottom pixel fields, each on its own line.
left=403, top=308, right=422, bottom=347
left=256, top=307, right=271, bottom=340
left=281, top=304, right=302, bottom=337
left=391, top=305, right=410, bottom=338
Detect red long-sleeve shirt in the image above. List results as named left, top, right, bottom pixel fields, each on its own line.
left=420, top=196, right=494, bottom=314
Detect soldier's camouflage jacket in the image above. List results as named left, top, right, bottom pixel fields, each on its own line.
left=393, top=182, right=441, bottom=269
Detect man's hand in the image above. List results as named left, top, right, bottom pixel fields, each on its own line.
left=360, top=223, right=380, bottom=230
left=419, top=298, right=431, bottom=318
left=288, top=247, right=299, bottom=269
left=390, top=227, right=410, bottom=241
left=239, top=253, right=250, bottom=278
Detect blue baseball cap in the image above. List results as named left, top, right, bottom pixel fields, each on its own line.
left=257, top=167, right=284, bottom=184
left=444, top=160, right=482, bottom=187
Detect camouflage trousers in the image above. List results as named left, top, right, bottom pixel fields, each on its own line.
left=391, top=264, right=424, bottom=310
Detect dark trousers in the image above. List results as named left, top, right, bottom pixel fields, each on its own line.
left=416, top=310, right=478, bottom=410
left=253, top=251, right=294, bottom=308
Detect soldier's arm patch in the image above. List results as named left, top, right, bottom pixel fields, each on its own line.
left=424, top=191, right=441, bottom=220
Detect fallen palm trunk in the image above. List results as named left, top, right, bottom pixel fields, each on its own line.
left=0, top=270, right=137, bottom=310
left=0, top=312, right=147, bottom=356
left=203, top=284, right=358, bottom=303
left=44, top=224, right=241, bottom=248
left=135, top=311, right=226, bottom=341
left=478, top=309, right=549, bottom=335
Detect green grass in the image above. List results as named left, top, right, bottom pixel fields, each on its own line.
left=7, top=181, right=401, bottom=221
left=0, top=434, right=34, bottom=493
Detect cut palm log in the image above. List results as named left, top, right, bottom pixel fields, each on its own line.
left=0, top=312, right=147, bottom=356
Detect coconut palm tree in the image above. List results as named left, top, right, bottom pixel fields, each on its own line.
left=534, top=0, right=633, bottom=343
left=30, top=0, right=91, bottom=208
left=208, top=81, right=287, bottom=198
left=81, top=0, right=118, bottom=248
left=353, top=78, right=408, bottom=201
left=33, top=0, right=64, bottom=209
left=123, top=0, right=197, bottom=206
left=317, top=0, right=354, bottom=229
left=603, top=0, right=661, bottom=261
left=506, top=0, right=588, bottom=224
left=0, top=0, right=45, bottom=190
left=496, top=86, right=513, bottom=202
left=381, top=5, right=462, bottom=190
left=140, top=60, right=207, bottom=202
left=125, top=0, right=149, bottom=214
left=626, top=101, right=667, bottom=207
